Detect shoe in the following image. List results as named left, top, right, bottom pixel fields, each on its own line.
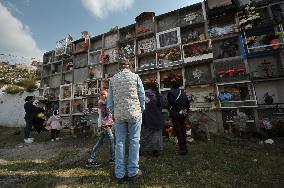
left=55, top=138, right=60, bottom=141
left=129, top=169, right=142, bottom=180
left=86, top=161, right=102, bottom=168
left=109, top=159, right=115, bottom=164
left=115, top=176, right=127, bottom=184
left=24, top=138, right=33, bottom=144
left=28, top=138, right=34, bottom=141
left=51, top=139, right=55, bottom=142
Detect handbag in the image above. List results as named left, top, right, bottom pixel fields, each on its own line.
left=169, top=90, right=181, bottom=111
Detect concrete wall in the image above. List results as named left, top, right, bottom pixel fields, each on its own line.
left=0, top=90, right=38, bottom=127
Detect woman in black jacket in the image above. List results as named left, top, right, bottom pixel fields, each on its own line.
left=140, top=82, right=164, bottom=157
left=24, top=96, right=38, bottom=144
left=167, top=82, right=190, bottom=155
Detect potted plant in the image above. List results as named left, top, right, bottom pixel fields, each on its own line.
left=239, top=5, right=261, bottom=30
left=246, top=36, right=257, bottom=47
left=266, top=32, right=282, bottom=49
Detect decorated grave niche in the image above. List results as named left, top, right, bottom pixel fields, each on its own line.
left=104, top=63, right=119, bottom=78
left=243, top=28, right=284, bottom=54
left=73, top=83, right=87, bottom=98
left=157, top=46, right=182, bottom=67
left=137, top=55, right=156, bottom=71
left=74, top=54, right=88, bottom=68
left=213, top=57, right=248, bottom=82
left=89, top=36, right=103, bottom=52
left=156, top=27, right=181, bottom=49
left=89, top=50, right=102, bottom=66
left=135, top=12, right=155, bottom=36
left=84, top=81, right=101, bottom=96
left=185, top=85, right=216, bottom=110
left=119, top=42, right=135, bottom=60
left=212, top=37, right=240, bottom=59
left=254, top=80, right=284, bottom=105
left=184, top=64, right=212, bottom=85
left=102, top=48, right=118, bottom=64
left=183, top=40, right=213, bottom=63
left=209, top=12, right=237, bottom=37
left=73, top=99, right=85, bottom=114
left=60, top=84, right=72, bottom=100
left=248, top=55, right=284, bottom=79
left=238, top=5, right=270, bottom=30
left=137, top=37, right=156, bottom=55
left=89, top=66, right=103, bottom=80
left=217, top=82, right=257, bottom=108
left=73, top=67, right=88, bottom=84
left=156, top=13, right=178, bottom=32
left=179, top=4, right=204, bottom=27
left=140, top=73, right=157, bottom=89
left=160, top=69, right=183, bottom=90
left=181, top=24, right=206, bottom=44
left=63, top=58, right=73, bottom=72
left=47, top=87, right=60, bottom=100
left=222, top=108, right=256, bottom=137
left=60, top=100, right=71, bottom=115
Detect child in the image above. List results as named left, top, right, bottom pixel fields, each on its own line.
left=86, top=90, right=115, bottom=168
left=46, top=110, right=62, bottom=141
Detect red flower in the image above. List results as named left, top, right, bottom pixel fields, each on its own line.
left=226, top=69, right=235, bottom=76
left=237, top=68, right=246, bottom=73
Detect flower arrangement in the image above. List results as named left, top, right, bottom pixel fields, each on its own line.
left=239, top=5, right=261, bottom=30
left=143, top=76, right=157, bottom=84
left=246, top=35, right=257, bottom=46
left=99, top=54, right=109, bottom=63
left=184, top=43, right=212, bottom=58
left=160, top=72, right=183, bottom=88
left=63, top=87, right=71, bottom=98
left=158, top=48, right=181, bottom=62
left=61, top=103, right=70, bottom=114
left=136, top=26, right=151, bottom=34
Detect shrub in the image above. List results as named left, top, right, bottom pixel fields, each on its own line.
left=3, top=84, right=25, bottom=94
left=17, top=78, right=38, bottom=92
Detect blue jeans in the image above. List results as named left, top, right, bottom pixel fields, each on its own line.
left=88, top=127, right=115, bottom=161
left=115, top=117, right=142, bottom=178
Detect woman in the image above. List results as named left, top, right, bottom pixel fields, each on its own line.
left=140, top=82, right=164, bottom=157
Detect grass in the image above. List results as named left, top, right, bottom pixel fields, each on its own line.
left=0, top=127, right=283, bottom=187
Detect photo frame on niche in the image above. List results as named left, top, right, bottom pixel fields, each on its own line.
left=156, top=27, right=181, bottom=49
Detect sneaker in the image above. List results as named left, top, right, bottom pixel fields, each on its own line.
left=86, top=161, right=102, bottom=168
left=109, top=159, right=115, bottom=164
left=24, top=138, right=33, bottom=144
left=51, top=139, right=55, bottom=142
left=55, top=137, right=60, bottom=141
left=129, top=169, right=142, bottom=180
left=28, top=138, right=34, bottom=141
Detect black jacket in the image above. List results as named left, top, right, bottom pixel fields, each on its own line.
left=142, top=91, right=164, bottom=130
left=24, top=101, right=37, bottom=120
left=167, top=88, right=190, bottom=118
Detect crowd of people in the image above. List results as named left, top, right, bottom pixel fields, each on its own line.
left=23, top=58, right=190, bottom=183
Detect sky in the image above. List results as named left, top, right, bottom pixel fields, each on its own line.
left=0, top=0, right=202, bottom=63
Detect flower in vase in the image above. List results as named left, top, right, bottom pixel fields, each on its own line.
left=237, top=67, right=246, bottom=75
left=226, top=69, right=235, bottom=76
left=162, top=75, right=169, bottom=81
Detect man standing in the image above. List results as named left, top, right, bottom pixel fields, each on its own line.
left=107, top=59, right=145, bottom=182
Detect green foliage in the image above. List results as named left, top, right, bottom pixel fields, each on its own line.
left=3, top=84, right=25, bottom=94
left=17, top=78, right=38, bottom=92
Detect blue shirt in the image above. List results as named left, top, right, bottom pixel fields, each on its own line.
left=107, top=69, right=145, bottom=114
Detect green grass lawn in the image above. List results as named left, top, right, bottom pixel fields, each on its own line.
left=0, top=127, right=283, bottom=188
